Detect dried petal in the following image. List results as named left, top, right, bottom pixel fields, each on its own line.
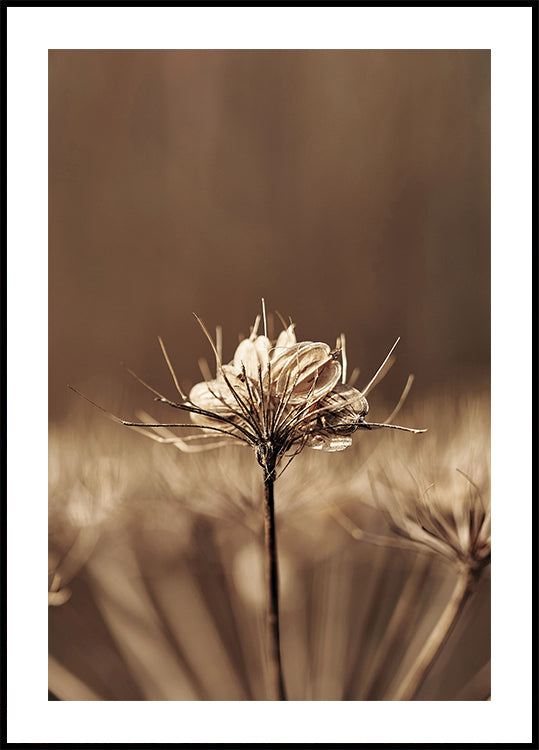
left=233, top=335, right=271, bottom=379
left=189, top=379, right=235, bottom=414
left=314, top=384, right=369, bottom=432
left=281, top=359, right=342, bottom=404
left=307, top=434, right=353, bottom=452
left=271, top=342, right=341, bottom=403
left=273, top=324, right=296, bottom=355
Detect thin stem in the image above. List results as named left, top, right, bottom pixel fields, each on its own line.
left=263, top=466, right=287, bottom=700
left=361, top=554, right=431, bottom=700
left=392, top=566, right=477, bottom=700
left=326, top=504, right=432, bottom=554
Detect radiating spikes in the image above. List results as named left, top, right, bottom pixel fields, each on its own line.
left=158, top=336, right=188, bottom=400
left=68, top=385, right=236, bottom=436
left=384, top=374, right=415, bottom=426
left=361, top=420, right=427, bottom=434
left=188, top=379, right=260, bottom=442
left=67, top=385, right=125, bottom=425
left=340, top=332, right=347, bottom=384
left=275, top=309, right=288, bottom=332
left=122, top=362, right=171, bottom=402
left=193, top=312, right=221, bottom=369
left=362, top=337, right=400, bottom=397
left=215, top=326, right=223, bottom=365
left=455, top=467, right=481, bottom=493
left=250, top=314, right=261, bottom=339
left=70, top=313, right=427, bottom=469
left=275, top=434, right=309, bottom=478
left=198, top=357, right=213, bottom=382
left=132, top=411, right=236, bottom=452
left=123, top=419, right=245, bottom=436
left=261, top=298, right=268, bottom=338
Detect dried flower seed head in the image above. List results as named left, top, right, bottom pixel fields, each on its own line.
left=190, top=341, right=340, bottom=425
left=186, top=324, right=345, bottom=474
left=306, top=384, right=370, bottom=451
left=370, top=394, right=490, bottom=573
left=65, top=304, right=427, bottom=703
left=69, top=303, right=425, bottom=479
left=376, top=470, right=491, bottom=572
left=182, top=309, right=425, bottom=476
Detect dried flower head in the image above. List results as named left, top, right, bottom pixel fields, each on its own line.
left=186, top=316, right=345, bottom=471
left=377, top=469, right=490, bottom=572
left=48, top=420, right=145, bottom=607
left=371, top=394, right=490, bottom=573
left=64, top=303, right=429, bottom=703
left=69, top=302, right=424, bottom=481
left=96, top=304, right=425, bottom=480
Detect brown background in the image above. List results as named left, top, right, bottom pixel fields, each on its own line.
left=49, top=50, right=490, bottom=420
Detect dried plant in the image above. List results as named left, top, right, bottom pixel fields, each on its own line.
left=68, top=301, right=425, bottom=700
left=48, top=425, right=139, bottom=607
left=49, top=389, right=490, bottom=701
left=326, top=391, right=491, bottom=700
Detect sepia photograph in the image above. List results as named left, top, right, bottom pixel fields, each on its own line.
left=48, top=48, right=491, bottom=702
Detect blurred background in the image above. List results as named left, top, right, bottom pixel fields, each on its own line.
left=49, top=50, right=491, bottom=702
left=49, top=49, right=490, bottom=419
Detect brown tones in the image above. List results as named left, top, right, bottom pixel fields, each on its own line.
left=49, top=50, right=490, bottom=420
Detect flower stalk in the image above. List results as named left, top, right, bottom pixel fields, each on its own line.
left=263, top=461, right=287, bottom=700
left=392, top=565, right=477, bottom=700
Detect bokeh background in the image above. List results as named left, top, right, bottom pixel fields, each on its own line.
left=49, top=49, right=490, bottom=420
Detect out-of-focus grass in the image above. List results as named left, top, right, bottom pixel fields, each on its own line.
left=49, top=386, right=490, bottom=700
